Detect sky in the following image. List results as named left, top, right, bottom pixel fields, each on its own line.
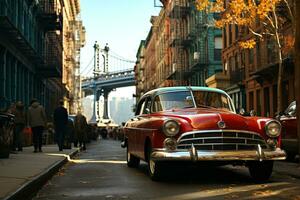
left=80, top=0, right=161, bottom=99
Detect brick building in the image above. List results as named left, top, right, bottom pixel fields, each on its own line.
left=134, top=0, right=222, bottom=98
left=207, top=2, right=295, bottom=116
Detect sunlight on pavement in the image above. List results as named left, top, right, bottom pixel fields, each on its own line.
left=46, top=153, right=126, bottom=164
left=158, top=182, right=291, bottom=200
left=69, top=159, right=127, bottom=164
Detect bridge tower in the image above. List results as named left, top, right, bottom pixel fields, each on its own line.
left=89, top=41, right=112, bottom=124
left=89, top=41, right=100, bottom=124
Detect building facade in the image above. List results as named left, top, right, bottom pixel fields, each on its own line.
left=61, top=0, right=85, bottom=114
left=0, top=0, right=64, bottom=116
left=134, top=0, right=222, bottom=98
left=134, top=41, right=146, bottom=101
left=0, top=0, right=85, bottom=116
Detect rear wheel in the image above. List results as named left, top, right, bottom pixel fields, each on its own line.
left=248, top=161, right=273, bottom=182
left=126, top=145, right=140, bottom=168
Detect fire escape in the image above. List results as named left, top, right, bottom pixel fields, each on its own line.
left=168, top=0, right=191, bottom=85
left=37, top=0, right=63, bottom=78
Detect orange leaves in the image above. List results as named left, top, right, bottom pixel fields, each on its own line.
left=239, top=39, right=256, bottom=49
left=196, top=0, right=283, bottom=28
left=195, top=0, right=211, bottom=11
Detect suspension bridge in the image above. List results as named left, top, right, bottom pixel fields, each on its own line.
left=81, top=42, right=135, bottom=124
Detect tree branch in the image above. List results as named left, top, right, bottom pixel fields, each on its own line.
left=248, top=27, right=263, bottom=38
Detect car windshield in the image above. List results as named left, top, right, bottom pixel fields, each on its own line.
left=153, top=90, right=234, bottom=112
left=153, top=91, right=194, bottom=111
left=192, top=90, right=233, bottom=112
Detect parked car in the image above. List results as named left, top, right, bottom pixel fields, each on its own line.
left=122, top=87, right=286, bottom=181
left=278, top=101, right=297, bottom=159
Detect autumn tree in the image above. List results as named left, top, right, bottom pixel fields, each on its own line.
left=195, top=0, right=295, bottom=114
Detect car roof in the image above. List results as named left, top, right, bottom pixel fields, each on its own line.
left=143, top=86, right=228, bottom=97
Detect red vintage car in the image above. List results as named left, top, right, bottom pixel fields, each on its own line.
left=278, top=101, right=297, bottom=159
left=123, top=87, right=286, bottom=181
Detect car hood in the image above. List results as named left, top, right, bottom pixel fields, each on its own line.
left=162, top=108, right=254, bottom=131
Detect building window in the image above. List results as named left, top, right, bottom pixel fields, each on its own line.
left=256, top=89, right=261, bottom=116
left=249, top=48, right=254, bottom=65
left=214, top=37, right=222, bottom=61
left=272, top=85, right=277, bottom=114
left=267, top=38, right=277, bottom=64
left=229, top=25, right=232, bottom=45
left=213, top=12, right=221, bottom=20
left=223, top=27, right=227, bottom=49
left=235, top=25, right=239, bottom=41
left=264, top=87, right=270, bottom=117
left=249, top=91, right=254, bottom=111
left=256, top=41, right=261, bottom=68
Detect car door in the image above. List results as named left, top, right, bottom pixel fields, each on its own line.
left=126, top=97, right=147, bottom=157
left=135, top=96, right=153, bottom=159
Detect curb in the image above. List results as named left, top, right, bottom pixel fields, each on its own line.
left=3, top=149, right=79, bottom=200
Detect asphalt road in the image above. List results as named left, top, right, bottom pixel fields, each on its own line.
left=34, top=139, right=300, bottom=200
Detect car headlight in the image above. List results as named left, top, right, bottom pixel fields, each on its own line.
left=265, top=120, right=281, bottom=138
left=162, top=120, right=180, bottom=137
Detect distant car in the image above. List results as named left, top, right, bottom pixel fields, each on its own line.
left=278, top=101, right=297, bottom=159
left=122, top=87, right=286, bottom=181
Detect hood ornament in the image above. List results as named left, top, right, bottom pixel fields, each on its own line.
left=218, top=121, right=226, bottom=129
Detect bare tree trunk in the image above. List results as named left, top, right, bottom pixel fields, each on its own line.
left=276, top=33, right=283, bottom=114
left=295, top=0, right=300, bottom=160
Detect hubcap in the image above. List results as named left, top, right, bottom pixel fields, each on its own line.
left=149, top=159, right=155, bottom=174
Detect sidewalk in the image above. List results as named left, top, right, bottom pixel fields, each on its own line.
left=0, top=145, right=79, bottom=200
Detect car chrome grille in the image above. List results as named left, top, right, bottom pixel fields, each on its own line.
left=177, top=130, right=268, bottom=151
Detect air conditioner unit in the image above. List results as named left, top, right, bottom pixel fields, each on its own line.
left=194, top=52, right=200, bottom=60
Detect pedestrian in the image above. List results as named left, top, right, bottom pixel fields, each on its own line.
left=11, top=101, right=26, bottom=151
left=74, top=111, right=88, bottom=150
left=64, top=117, right=75, bottom=149
left=53, top=100, right=68, bottom=151
left=28, top=99, right=47, bottom=153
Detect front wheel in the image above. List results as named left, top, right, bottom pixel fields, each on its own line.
left=147, top=145, right=163, bottom=181
left=248, top=161, right=273, bottom=182
left=126, top=146, right=140, bottom=168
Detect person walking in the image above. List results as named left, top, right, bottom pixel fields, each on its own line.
left=12, top=101, right=26, bottom=151
left=28, top=99, right=47, bottom=153
left=53, top=100, right=68, bottom=151
left=74, top=111, right=88, bottom=150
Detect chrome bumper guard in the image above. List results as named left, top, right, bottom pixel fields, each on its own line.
left=151, top=144, right=286, bottom=162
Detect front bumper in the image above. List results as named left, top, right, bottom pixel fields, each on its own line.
left=151, top=145, right=286, bottom=162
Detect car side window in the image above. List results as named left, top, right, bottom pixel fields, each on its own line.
left=136, top=98, right=146, bottom=116
left=142, top=97, right=152, bottom=114
left=153, top=95, right=163, bottom=112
